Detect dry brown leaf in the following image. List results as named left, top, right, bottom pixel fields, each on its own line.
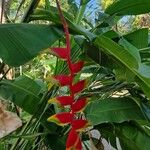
left=0, top=103, right=22, bottom=138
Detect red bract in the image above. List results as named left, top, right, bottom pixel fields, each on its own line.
left=48, top=96, right=73, bottom=106
left=54, top=75, right=72, bottom=86
left=71, top=80, right=86, bottom=94
left=72, top=98, right=88, bottom=112
left=72, top=120, right=88, bottom=132
left=50, top=47, right=68, bottom=60
left=75, top=136, right=82, bottom=150
left=47, top=112, right=73, bottom=126
left=48, top=1, right=89, bottom=150
left=66, top=128, right=80, bottom=150
left=71, top=61, right=84, bottom=74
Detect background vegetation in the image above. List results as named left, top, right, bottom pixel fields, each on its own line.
left=0, top=0, right=150, bottom=149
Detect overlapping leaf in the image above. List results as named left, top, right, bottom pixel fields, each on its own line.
left=105, top=0, right=150, bottom=15
left=0, top=75, right=44, bottom=113
left=0, top=24, right=63, bottom=66
left=96, top=122, right=150, bottom=150
left=85, top=97, right=145, bottom=125
left=94, top=35, right=150, bottom=99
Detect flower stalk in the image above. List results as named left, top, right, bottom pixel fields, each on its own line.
left=47, top=0, right=89, bottom=149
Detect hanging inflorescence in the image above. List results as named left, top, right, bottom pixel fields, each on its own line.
left=47, top=0, right=89, bottom=149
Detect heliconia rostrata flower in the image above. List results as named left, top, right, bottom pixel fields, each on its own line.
left=47, top=0, right=89, bottom=149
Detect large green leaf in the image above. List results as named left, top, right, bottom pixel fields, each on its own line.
left=124, top=28, right=149, bottom=49
left=119, top=38, right=141, bottom=63
left=0, top=75, right=44, bottom=114
left=113, top=61, right=135, bottom=82
left=105, top=0, right=150, bottom=16
left=0, top=24, right=62, bottom=66
left=94, top=35, right=139, bottom=69
left=96, top=122, right=150, bottom=150
left=103, top=28, right=149, bottom=49
left=101, top=29, right=149, bottom=81
left=123, top=28, right=149, bottom=62
left=94, top=35, right=150, bottom=99
left=85, top=97, right=145, bottom=125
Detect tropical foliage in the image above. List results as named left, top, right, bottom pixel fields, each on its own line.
left=0, top=0, right=150, bottom=149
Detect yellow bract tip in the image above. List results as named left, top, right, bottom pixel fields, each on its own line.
left=45, top=76, right=59, bottom=86
left=47, top=115, right=58, bottom=123
left=48, top=83, right=54, bottom=90
left=48, top=97, right=57, bottom=104
left=47, top=115, right=66, bottom=126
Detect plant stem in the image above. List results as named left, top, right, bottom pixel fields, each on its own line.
left=56, top=0, right=75, bottom=123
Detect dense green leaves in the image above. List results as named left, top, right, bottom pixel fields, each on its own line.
left=96, top=122, right=150, bottom=150
left=85, top=97, right=145, bottom=125
left=0, top=24, right=62, bottom=66
left=105, top=0, right=150, bottom=16
left=94, top=35, right=139, bottom=69
left=0, top=1, right=150, bottom=149
left=0, top=75, right=45, bottom=114
left=94, top=35, right=150, bottom=99
left=0, top=75, right=57, bottom=132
